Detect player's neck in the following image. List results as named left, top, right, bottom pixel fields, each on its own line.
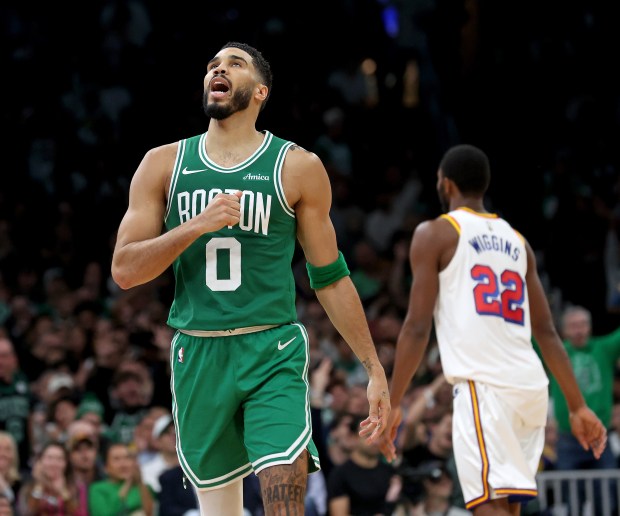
left=207, top=115, right=262, bottom=144
left=450, top=197, right=486, bottom=214
left=205, top=121, right=265, bottom=167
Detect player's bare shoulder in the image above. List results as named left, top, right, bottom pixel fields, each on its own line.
left=411, top=215, right=459, bottom=263
left=132, top=141, right=179, bottom=193
left=281, top=144, right=329, bottom=207
left=414, top=215, right=456, bottom=241
left=140, top=141, right=179, bottom=173
left=284, top=144, right=322, bottom=171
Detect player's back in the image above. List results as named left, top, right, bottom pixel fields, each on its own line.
left=433, top=207, right=547, bottom=390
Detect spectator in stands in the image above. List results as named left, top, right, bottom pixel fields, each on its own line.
left=549, top=305, right=620, bottom=513
left=104, top=370, right=150, bottom=446
left=325, top=412, right=359, bottom=470
left=408, top=461, right=471, bottom=516
left=133, top=406, right=169, bottom=466
left=399, top=409, right=464, bottom=510
left=74, top=395, right=106, bottom=438
left=609, top=402, right=620, bottom=466
left=17, top=441, right=78, bottom=515
left=44, top=394, right=78, bottom=447
left=0, top=431, right=21, bottom=513
left=88, top=442, right=155, bottom=516
left=551, top=305, right=620, bottom=469
left=327, top=415, right=397, bottom=515
left=80, top=328, right=128, bottom=421
left=66, top=431, right=104, bottom=516
left=158, top=464, right=199, bottom=516
left=140, top=413, right=178, bottom=495
left=0, top=337, right=33, bottom=471
left=539, top=416, right=558, bottom=472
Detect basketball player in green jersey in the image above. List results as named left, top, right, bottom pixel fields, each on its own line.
left=111, top=42, right=390, bottom=515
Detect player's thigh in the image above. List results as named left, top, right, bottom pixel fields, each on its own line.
left=241, top=323, right=320, bottom=473
left=171, top=332, right=250, bottom=485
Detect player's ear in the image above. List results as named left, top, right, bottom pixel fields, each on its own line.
left=255, top=83, right=268, bottom=102
left=443, top=177, right=458, bottom=197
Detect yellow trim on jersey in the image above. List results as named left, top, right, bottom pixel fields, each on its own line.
left=495, top=488, right=538, bottom=497
left=465, top=381, right=491, bottom=510
left=440, top=214, right=461, bottom=234
left=513, top=230, right=525, bottom=245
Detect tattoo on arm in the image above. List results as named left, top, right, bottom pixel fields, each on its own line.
left=289, top=144, right=311, bottom=154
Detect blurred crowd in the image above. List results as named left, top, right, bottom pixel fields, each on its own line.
left=2, top=0, right=620, bottom=514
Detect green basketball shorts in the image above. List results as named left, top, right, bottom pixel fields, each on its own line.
left=170, top=322, right=321, bottom=490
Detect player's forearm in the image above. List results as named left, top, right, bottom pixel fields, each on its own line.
left=390, top=322, right=430, bottom=407
left=315, top=277, right=384, bottom=377
left=536, top=330, right=586, bottom=412
left=112, top=222, right=202, bottom=289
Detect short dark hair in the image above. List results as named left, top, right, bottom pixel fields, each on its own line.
left=220, top=41, right=273, bottom=109
left=439, top=144, right=490, bottom=195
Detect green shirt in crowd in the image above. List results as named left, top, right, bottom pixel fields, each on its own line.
left=88, top=479, right=154, bottom=516
left=547, top=327, right=620, bottom=433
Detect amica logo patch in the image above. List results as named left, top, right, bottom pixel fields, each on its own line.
left=243, top=173, right=269, bottom=181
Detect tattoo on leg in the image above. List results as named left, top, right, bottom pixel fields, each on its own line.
left=259, top=451, right=308, bottom=516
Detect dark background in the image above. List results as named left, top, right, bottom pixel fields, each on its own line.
left=3, top=0, right=620, bottom=332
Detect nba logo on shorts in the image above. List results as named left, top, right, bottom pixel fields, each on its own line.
left=178, top=347, right=184, bottom=363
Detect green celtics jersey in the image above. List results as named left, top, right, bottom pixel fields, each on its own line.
left=165, top=130, right=298, bottom=331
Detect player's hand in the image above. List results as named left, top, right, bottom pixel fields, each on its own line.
left=197, top=190, right=242, bottom=232
left=569, top=406, right=608, bottom=459
left=358, top=373, right=391, bottom=444
left=374, top=405, right=402, bottom=463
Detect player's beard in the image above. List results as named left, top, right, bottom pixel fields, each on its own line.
left=203, top=85, right=253, bottom=120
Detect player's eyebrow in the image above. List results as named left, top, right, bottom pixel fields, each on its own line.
left=207, top=54, right=249, bottom=67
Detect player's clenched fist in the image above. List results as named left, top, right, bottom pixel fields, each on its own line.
left=197, top=191, right=242, bottom=233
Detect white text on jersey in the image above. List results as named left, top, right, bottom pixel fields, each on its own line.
left=177, top=188, right=272, bottom=235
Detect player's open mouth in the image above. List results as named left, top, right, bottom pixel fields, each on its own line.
left=210, top=78, right=230, bottom=98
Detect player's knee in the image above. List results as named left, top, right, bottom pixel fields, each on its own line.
left=195, top=479, right=243, bottom=516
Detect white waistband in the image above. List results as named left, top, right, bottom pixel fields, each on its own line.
left=179, top=324, right=278, bottom=337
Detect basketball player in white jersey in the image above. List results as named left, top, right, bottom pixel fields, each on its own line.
left=369, top=144, right=607, bottom=515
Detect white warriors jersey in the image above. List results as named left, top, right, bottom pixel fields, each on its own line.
left=433, top=207, right=548, bottom=390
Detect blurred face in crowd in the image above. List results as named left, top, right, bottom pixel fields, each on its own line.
left=70, top=440, right=98, bottom=473
left=0, top=432, right=17, bottom=477
left=429, top=412, right=453, bottom=457
left=156, top=422, right=176, bottom=454
left=39, top=443, right=68, bottom=481
left=561, top=308, right=591, bottom=348
left=0, top=339, right=17, bottom=383
left=134, top=407, right=169, bottom=452
left=79, top=410, right=103, bottom=432
left=68, top=419, right=98, bottom=441
left=94, top=335, right=122, bottom=369
left=423, top=467, right=454, bottom=500
left=53, top=398, right=78, bottom=429
left=104, top=443, right=134, bottom=481
left=115, top=377, right=145, bottom=408
left=346, top=384, right=370, bottom=417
